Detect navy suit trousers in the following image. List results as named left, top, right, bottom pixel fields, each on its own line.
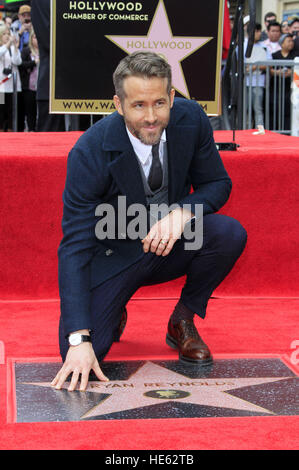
left=59, top=214, right=247, bottom=362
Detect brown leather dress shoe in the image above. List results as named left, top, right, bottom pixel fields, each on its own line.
left=166, top=318, right=213, bottom=365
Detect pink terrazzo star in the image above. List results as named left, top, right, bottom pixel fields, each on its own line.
left=105, top=0, right=213, bottom=98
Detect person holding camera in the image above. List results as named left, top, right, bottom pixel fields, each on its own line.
left=289, top=18, right=299, bottom=40
left=0, top=27, right=22, bottom=132
left=10, top=5, right=32, bottom=131
left=11, top=5, right=32, bottom=52
left=19, top=30, right=39, bottom=131
left=288, top=17, right=299, bottom=56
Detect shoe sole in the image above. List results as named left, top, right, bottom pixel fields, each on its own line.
left=166, top=333, right=213, bottom=367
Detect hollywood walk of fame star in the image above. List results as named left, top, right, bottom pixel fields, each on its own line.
left=105, top=0, right=213, bottom=98
left=23, top=361, right=293, bottom=420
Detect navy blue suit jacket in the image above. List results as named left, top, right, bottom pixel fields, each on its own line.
left=58, top=98, right=232, bottom=335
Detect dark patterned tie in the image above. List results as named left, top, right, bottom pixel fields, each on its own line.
left=148, top=142, right=163, bottom=191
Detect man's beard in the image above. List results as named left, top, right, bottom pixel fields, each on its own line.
left=124, top=117, right=169, bottom=145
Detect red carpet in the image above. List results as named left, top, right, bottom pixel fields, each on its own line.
left=1, top=130, right=299, bottom=299
left=0, top=130, right=298, bottom=449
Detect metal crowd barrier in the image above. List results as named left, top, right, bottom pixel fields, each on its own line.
left=243, top=59, right=295, bottom=134
left=8, top=59, right=297, bottom=134
left=12, top=70, right=18, bottom=132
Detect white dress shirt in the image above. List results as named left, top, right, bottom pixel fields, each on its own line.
left=126, top=127, right=195, bottom=222
left=126, top=127, right=166, bottom=179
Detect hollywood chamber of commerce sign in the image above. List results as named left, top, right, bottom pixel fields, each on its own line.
left=50, top=0, right=224, bottom=115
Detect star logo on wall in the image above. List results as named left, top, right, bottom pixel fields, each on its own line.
left=24, top=361, right=293, bottom=420
left=105, top=0, right=213, bottom=98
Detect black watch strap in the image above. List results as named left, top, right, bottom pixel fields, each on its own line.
left=80, top=335, right=91, bottom=342
left=68, top=333, right=92, bottom=346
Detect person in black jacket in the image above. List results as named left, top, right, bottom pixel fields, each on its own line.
left=19, top=30, right=39, bottom=131
left=31, top=0, right=65, bottom=131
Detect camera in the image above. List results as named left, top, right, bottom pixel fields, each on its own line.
left=3, top=67, right=12, bottom=76
left=24, top=19, right=31, bottom=24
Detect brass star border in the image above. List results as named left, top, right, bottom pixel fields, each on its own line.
left=7, top=355, right=299, bottom=422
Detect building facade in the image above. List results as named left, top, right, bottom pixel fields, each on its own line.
left=229, top=0, right=299, bottom=24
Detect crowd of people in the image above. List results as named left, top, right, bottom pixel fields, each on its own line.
left=243, top=11, right=299, bottom=131
left=0, top=5, right=39, bottom=132
left=1, top=5, right=299, bottom=132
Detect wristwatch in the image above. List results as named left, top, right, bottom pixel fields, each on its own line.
left=68, top=333, right=91, bottom=347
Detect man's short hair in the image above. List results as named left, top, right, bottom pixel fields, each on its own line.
left=267, top=21, right=281, bottom=32
left=113, top=51, right=172, bottom=102
left=255, top=23, right=262, bottom=31
left=264, top=12, right=276, bottom=22
left=289, top=17, right=299, bottom=26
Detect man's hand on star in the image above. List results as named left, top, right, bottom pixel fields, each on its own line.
left=51, top=339, right=109, bottom=392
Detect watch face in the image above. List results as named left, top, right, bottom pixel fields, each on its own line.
left=69, top=333, right=81, bottom=346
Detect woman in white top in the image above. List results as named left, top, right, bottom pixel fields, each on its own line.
left=0, top=27, right=22, bottom=131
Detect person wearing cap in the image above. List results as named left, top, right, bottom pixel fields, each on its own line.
left=270, top=34, right=295, bottom=130
left=11, top=5, right=32, bottom=52
left=273, top=33, right=296, bottom=58
left=243, top=14, right=250, bottom=34
left=244, top=15, right=251, bottom=26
